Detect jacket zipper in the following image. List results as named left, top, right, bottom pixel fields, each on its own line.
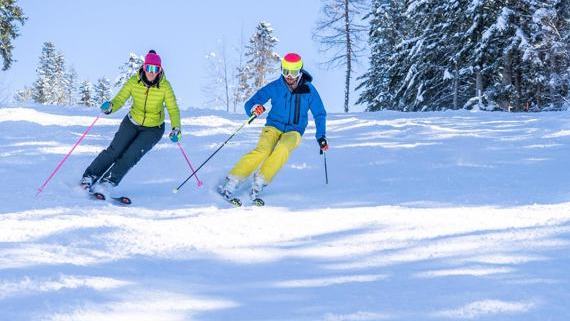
left=142, top=86, right=150, bottom=126
left=294, top=95, right=300, bottom=125
left=288, top=93, right=293, bottom=125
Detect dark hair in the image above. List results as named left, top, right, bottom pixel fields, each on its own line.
left=148, top=49, right=157, bottom=54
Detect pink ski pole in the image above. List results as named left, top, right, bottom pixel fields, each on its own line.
left=36, top=114, right=101, bottom=197
left=177, top=142, right=203, bottom=187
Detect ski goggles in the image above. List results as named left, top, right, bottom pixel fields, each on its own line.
left=282, top=68, right=302, bottom=78
left=144, top=64, right=161, bottom=73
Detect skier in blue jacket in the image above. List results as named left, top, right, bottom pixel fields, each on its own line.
left=219, top=53, right=328, bottom=203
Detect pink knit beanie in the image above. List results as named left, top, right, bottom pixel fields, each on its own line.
left=144, top=50, right=162, bottom=67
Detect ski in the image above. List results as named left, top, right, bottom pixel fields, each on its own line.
left=84, top=184, right=131, bottom=205
left=112, top=196, right=132, bottom=205
left=90, top=192, right=131, bottom=205
left=91, top=192, right=106, bottom=200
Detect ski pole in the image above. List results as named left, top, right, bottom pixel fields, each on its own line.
left=320, top=149, right=329, bottom=185
left=177, top=142, right=203, bottom=187
left=173, top=114, right=257, bottom=193
left=36, top=114, right=101, bottom=197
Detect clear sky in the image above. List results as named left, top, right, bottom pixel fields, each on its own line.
left=2, top=0, right=369, bottom=113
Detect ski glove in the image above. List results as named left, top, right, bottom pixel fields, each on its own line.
left=250, top=104, right=266, bottom=117
left=317, top=137, right=329, bottom=152
left=169, top=127, right=181, bottom=143
left=100, top=101, right=113, bottom=114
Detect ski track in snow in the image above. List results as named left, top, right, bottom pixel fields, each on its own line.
left=1, top=105, right=570, bottom=320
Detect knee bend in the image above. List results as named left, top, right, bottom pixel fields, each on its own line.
left=252, top=147, right=272, bottom=159
left=103, top=146, right=121, bottom=159
left=273, top=145, right=290, bottom=157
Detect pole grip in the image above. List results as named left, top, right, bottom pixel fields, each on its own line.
left=247, top=114, right=257, bottom=125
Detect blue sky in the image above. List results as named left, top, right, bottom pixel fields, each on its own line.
left=2, top=0, right=369, bottom=113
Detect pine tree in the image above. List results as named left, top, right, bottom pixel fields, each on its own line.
left=115, top=52, right=143, bottom=88
left=0, top=0, right=26, bottom=70
left=235, top=65, right=254, bottom=105
left=398, top=0, right=476, bottom=111
left=64, top=67, right=78, bottom=105
left=94, top=77, right=112, bottom=105
left=561, top=0, right=570, bottom=107
left=14, top=86, right=32, bottom=103
left=52, top=51, right=67, bottom=105
left=78, top=80, right=95, bottom=107
left=239, top=21, right=280, bottom=94
left=525, top=0, right=569, bottom=110
left=314, top=0, right=368, bottom=113
left=358, top=0, right=570, bottom=112
left=32, top=42, right=57, bottom=104
left=31, top=42, right=70, bottom=105
left=357, top=0, right=407, bottom=111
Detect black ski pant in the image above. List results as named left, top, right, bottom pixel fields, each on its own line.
left=83, top=115, right=165, bottom=185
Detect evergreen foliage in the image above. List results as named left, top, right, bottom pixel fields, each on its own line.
left=0, top=0, right=26, bottom=70
left=359, top=0, right=570, bottom=112
left=235, top=22, right=280, bottom=103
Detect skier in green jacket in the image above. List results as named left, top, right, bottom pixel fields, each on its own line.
left=80, top=50, right=181, bottom=199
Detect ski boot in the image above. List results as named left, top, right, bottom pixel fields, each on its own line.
left=218, top=176, right=242, bottom=207
left=250, top=172, right=266, bottom=206
left=80, top=175, right=97, bottom=190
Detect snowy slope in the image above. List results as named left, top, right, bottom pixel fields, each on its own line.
left=1, top=105, right=570, bottom=321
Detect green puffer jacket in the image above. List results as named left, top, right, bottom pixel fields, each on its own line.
left=110, top=72, right=181, bottom=129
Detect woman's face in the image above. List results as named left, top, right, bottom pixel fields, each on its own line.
left=145, top=70, right=159, bottom=81
left=144, top=64, right=160, bottom=81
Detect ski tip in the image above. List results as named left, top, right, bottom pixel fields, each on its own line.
left=113, top=197, right=132, bottom=205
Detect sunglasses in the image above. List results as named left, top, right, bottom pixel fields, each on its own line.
left=282, top=68, right=302, bottom=78
left=144, top=64, right=161, bottom=73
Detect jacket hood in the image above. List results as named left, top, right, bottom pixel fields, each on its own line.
left=300, top=69, right=313, bottom=83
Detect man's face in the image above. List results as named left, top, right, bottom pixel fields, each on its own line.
left=282, top=68, right=301, bottom=86
left=285, top=74, right=299, bottom=86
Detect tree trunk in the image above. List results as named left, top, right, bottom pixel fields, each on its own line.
left=549, top=52, right=557, bottom=108
left=344, top=0, right=351, bottom=113
left=476, top=66, right=483, bottom=110
left=514, top=63, right=522, bottom=111
left=453, top=62, right=459, bottom=109
left=502, top=50, right=512, bottom=111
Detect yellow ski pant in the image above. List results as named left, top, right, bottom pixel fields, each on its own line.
left=229, top=126, right=301, bottom=183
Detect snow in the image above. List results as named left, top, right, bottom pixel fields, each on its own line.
left=1, top=105, right=570, bottom=320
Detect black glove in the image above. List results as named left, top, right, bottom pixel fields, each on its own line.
left=317, top=137, right=328, bottom=152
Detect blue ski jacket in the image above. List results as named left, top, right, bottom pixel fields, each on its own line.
left=244, top=70, right=327, bottom=140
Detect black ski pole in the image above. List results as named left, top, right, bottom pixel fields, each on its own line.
left=320, top=149, right=328, bottom=185
left=173, top=114, right=257, bottom=193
